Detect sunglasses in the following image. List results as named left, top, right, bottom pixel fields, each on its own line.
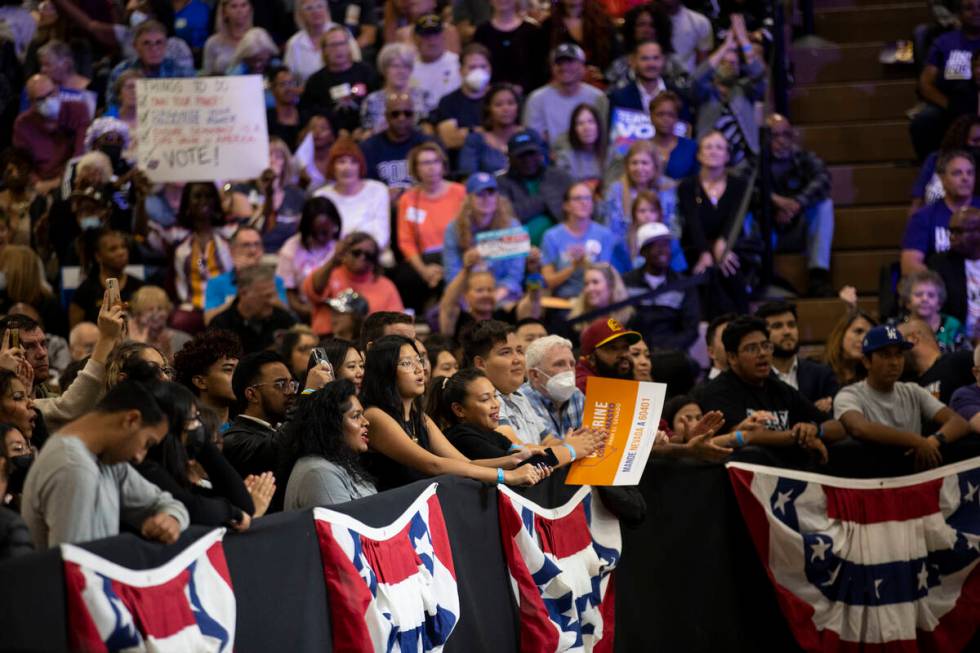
left=388, top=110, right=414, bottom=119
left=349, top=248, right=378, bottom=260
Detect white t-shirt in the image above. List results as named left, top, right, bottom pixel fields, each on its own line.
left=834, top=380, right=945, bottom=434
left=314, top=180, right=391, bottom=250
left=670, top=6, right=713, bottom=74
left=966, top=258, right=980, bottom=337
left=411, top=50, right=461, bottom=116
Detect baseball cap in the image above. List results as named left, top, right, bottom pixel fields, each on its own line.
left=580, top=318, right=641, bottom=357
left=861, top=325, right=913, bottom=355
left=465, top=172, right=498, bottom=195
left=552, top=43, right=586, bottom=64
left=415, top=13, right=444, bottom=35
left=636, top=222, right=671, bottom=251
left=327, top=289, right=369, bottom=316
left=507, top=129, right=545, bottom=157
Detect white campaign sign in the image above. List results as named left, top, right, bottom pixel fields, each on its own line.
left=137, top=76, right=269, bottom=183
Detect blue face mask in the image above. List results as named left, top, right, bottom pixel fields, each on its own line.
left=79, top=215, right=102, bottom=231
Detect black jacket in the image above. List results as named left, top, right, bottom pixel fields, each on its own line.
left=209, top=301, right=297, bottom=355
left=796, top=358, right=839, bottom=404
left=222, top=415, right=281, bottom=480
left=930, top=250, right=968, bottom=325
left=0, top=506, right=32, bottom=561
left=622, top=268, right=700, bottom=352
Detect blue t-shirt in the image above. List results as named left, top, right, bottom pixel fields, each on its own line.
left=360, top=131, right=432, bottom=190
left=665, top=137, right=699, bottom=181
left=204, top=271, right=289, bottom=311
left=926, top=30, right=980, bottom=96
left=902, top=198, right=980, bottom=258
left=540, top=221, right=631, bottom=298
left=174, top=0, right=211, bottom=49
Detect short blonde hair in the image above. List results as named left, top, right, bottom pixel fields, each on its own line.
left=130, top=285, right=173, bottom=316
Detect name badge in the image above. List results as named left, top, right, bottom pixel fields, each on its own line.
left=345, top=4, right=361, bottom=26
left=329, top=83, right=352, bottom=101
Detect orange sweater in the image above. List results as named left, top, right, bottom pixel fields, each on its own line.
left=396, top=182, right=466, bottom=259
left=302, top=266, right=405, bottom=335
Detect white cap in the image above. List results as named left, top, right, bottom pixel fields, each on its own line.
left=636, top=222, right=671, bottom=251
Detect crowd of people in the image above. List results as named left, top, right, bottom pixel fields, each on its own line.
left=0, top=0, right=978, bottom=563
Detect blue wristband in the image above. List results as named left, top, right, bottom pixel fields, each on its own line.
left=818, top=425, right=825, bottom=440
left=735, top=430, right=745, bottom=447
left=496, top=467, right=504, bottom=484
left=563, top=442, right=577, bottom=462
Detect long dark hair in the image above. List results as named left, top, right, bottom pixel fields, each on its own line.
left=176, top=182, right=224, bottom=230
left=568, top=103, right=608, bottom=161
left=360, top=335, right=426, bottom=441
left=622, top=3, right=674, bottom=54
left=298, top=196, right=342, bottom=251
left=318, top=337, right=359, bottom=375
left=281, top=379, right=372, bottom=486
left=425, top=368, right=487, bottom=432
left=481, top=83, right=521, bottom=131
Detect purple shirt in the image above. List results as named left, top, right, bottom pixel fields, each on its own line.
left=901, top=198, right=980, bottom=259
left=926, top=30, right=980, bottom=95
left=950, top=383, right=980, bottom=421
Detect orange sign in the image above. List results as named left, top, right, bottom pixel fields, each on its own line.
left=565, top=377, right=666, bottom=486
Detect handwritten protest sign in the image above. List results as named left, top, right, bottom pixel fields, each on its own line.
left=137, top=76, right=269, bottom=183
left=566, top=377, right=665, bottom=486
left=476, top=226, right=531, bottom=261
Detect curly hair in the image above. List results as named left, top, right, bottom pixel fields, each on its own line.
left=547, top=1, right=616, bottom=70
left=940, top=114, right=980, bottom=151
left=623, top=4, right=673, bottom=55
left=897, top=270, right=948, bottom=309
left=280, top=379, right=373, bottom=487
left=173, top=329, right=243, bottom=393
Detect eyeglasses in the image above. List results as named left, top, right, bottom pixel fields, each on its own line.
left=397, top=356, right=425, bottom=370
left=739, top=341, right=774, bottom=355
left=388, top=110, right=414, bottom=119
left=251, top=379, right=300, bottom=394
left=349, top=248, right=377, bottom=260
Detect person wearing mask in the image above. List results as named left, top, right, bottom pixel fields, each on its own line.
left=359, top=92, right=434, bottom=197
left=173, top=329, right=242, bottom=433
left=754, top=301, right=838, bottom=412
left=698, top=316, right=845, bottom=466
left=357, top=43, right=426, bottom=139
left=523, top=44, right=609, bottom=149
left=691, top=18, right=766, bottom=168
left=300, top=25, right=379, bottom=135
left=622, top=222, right=700, bottom=352
left=0, top=426, right=32, bottom=559
left=521, top=335, right=585, bottom=438
left=902, top=149, right=980, bottom=276
left=222, top=351, right=296, bottom=479
left=433, top=43, right=493, bottom=152
left=210, top=265, right=298, bottom=354
left=313, top=137, right=391, bottom=255
left=34, top=39, right=96, bottom=118
left=766, top=114, right=836, bottom=297
left=68, top=229, right=143, bottom=327
left=498, top=130, right=576, bottom=246
left=409, top=14, right=462, bottom=118
left=13, top=74, right=90, bottom=191
left=574, top=317, right=642, bottom=392
left=20, top=379, right=189, bottom=549
left=303, top=232, right=404, bottom=336
left=267, top=66, right=303, bottom=150
left=835, top=325, right=972, bottom=474
left=283, top=379, right=376, bottom=508
left=204, top=226, right=288, bottom=324
left=428, top=368, right=596, bottom=464
left=276, top=197, right=343, bottom=321
left=897, top=318, right=975, bottom=405
left=457, top=83, right=523, bottom=176
left=541, top=182, right=630, bottom=299
left=359, top=335, right=548, bottom=490
left=394, top=143, right=466, bottom=312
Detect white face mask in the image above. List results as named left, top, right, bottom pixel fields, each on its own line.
left=464, top=68, right=491, bottom=92
left=537, top=369, right=577, bottom=404
left=79, top=215, right=102, bottom=231
left=38, top=96, right=61, bottom=120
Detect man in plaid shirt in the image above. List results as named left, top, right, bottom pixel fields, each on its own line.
left=521, top=335, right=585, bottom=439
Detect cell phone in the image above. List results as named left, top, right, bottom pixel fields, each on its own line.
left=308, top=347, right=334, bottom=376
left=8, top=328, right=18, bottom=348
left=517, top=447, right=561, bottom=468
left=106, top=278, right=122, bottom=307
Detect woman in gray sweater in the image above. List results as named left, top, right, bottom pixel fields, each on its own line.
left=282, top=379, right=376, bottom=509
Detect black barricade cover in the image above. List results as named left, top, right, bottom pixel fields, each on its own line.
left=4, top=462, right=978, bottom=652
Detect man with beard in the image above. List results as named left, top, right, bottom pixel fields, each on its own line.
left=835, top=325, right=970, bottom=474
left=699, top=317, right=845, bottom=466
left=766, top=114, right=836, bottom=297
left=574, top=318, right=642, bottom=393
left=755, top=301, right=837, bottom=413
left=608, top=40, right=688, bottom=117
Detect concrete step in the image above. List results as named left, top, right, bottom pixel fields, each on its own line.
left=789, top=80, right=916, bottom=124
left=800, top=120, right=915, bottom=164
left=791, top=42, right=917, bottom=84
left=814, top=3, right=931, bottom=44
left=795, top=296, right=880, bottom=345
left=832, top=205, right=907, bottom=249
left=774, top=250, right=898, bottom=294
left=828, top=163, right=918, bottom=206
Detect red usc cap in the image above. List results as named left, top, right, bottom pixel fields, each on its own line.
left=580, top=318, right=641, bottom=356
